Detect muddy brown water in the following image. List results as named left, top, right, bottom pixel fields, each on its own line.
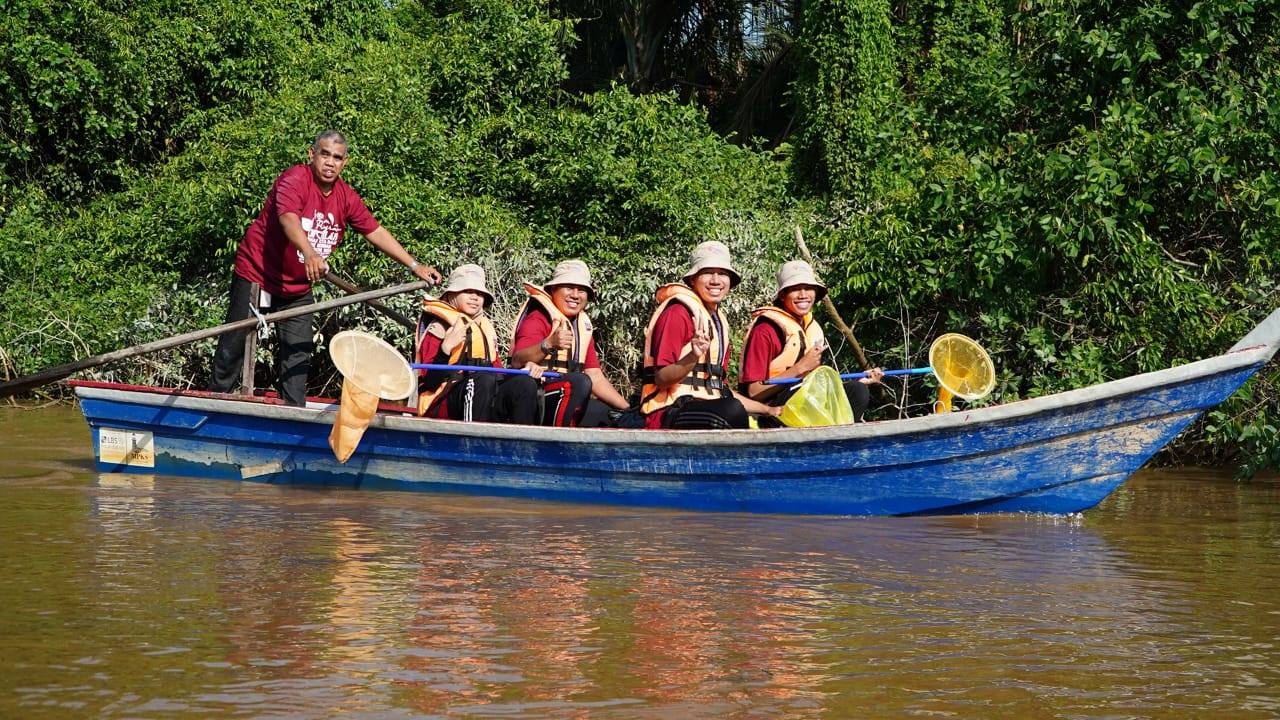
left=1, top=405, right=1277, bottom=718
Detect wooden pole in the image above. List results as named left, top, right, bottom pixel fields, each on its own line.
left=322, top=271, right=417, bottom=331
left=0, top=280, right=432, bottom=399
left=793, top=226, right=871, bottom=370
left=239, top=282, right=261, bottom=396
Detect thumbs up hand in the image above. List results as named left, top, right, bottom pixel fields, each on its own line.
left=546, top=316, right=574, bottom=352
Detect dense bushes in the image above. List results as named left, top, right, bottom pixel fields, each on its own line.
left=0, top=0, right=314, bottom=204
left=0, top=0, right=794, bottom=398
left=795, top=0, right=1278, bottom=468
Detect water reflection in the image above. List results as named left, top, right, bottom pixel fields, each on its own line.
left=2, top=406, right=1279, bottom=717
left=407, top=510, right=1123, bottom=715
left=96, top=474, right=156, bottom=512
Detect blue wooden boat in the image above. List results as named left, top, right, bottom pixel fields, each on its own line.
left=74, top=308, right=1280, bottom=515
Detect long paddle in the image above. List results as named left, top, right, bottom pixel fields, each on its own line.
left=0, top=280, right=432, bottom=399
left=794, top=226, right=871, bottom=371
left=765, top=368, right=932, bottom=385
left=410, top=363, right=562, bottom=380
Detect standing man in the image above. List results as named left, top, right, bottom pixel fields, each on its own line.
left=210, top=130, right=441, bottom=406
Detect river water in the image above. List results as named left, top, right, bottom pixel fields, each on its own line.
left=1, top=405, right=1277, bottom=718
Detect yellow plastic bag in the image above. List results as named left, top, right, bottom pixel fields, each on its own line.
left=779, top=366, right=854, bottom=428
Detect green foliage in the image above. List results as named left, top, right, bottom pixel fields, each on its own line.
left=792, top=0, right=901, bottom=197
left=0, top=0, right=793, bottom=401
left=1204, top=365, right=1280, bottom=480
left=0, top=0, right=330, bottom=204
left=803, top=0, right=1280, bottom=469
left=482, top=87, right=794, bottom=378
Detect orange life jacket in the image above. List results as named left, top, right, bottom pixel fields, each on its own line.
left=639, top=283, right=730, bottom=414
left=746, top=306, right=826, bottom=379
left=415, top=299, right=499, bottom=415
left=509, top=283, right=593, bottom=373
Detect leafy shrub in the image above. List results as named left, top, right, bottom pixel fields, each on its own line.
left=0, top=0, right=795, bottom=403
left=797, top=0, right=1279, bottom=469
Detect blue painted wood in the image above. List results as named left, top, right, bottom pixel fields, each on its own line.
left=74, top=306, right=1280, bottom=516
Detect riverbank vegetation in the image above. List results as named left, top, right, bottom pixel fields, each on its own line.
left=1, top=0, right=1276, bottom=472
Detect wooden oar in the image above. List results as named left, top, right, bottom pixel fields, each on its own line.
left=323, top=271, right=416, bottom=331
left=0, top=280, right=432, bottom=399
left=794, top=226, right=871, bottom=371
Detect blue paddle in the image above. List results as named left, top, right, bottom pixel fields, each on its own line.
left=410, top=363, right=562, bottom=379
left=764, top=368, right=932, bottom=385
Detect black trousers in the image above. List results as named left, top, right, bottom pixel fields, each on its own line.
left=579, top=398, right=613, bottom=428
left=541, top=371, right=592, bottom=426
left=439, top=373, right=542, bottom=424
left=663, top=395, right=750, bottom=430
left=210, top=273, right=314, bottom=407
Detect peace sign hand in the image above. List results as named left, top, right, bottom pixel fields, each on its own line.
left=687, top=318, right=712, bottom=361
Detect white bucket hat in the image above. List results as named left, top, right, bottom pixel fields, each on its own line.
left=682, top=240, right=742, bottom=287
left=441, top=263, right=494, bottom=307
left=544, top=259, right=596, bottom=299
left=774, top=260, right=828, bottom=303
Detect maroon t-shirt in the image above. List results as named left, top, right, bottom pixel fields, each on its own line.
left=644, top=302, right=731, bottom=429
left=234, top=164, right=380, bottom=298
left=739, top=319, right=786, bottom=386
left=511, top=304, right=601, bottom=370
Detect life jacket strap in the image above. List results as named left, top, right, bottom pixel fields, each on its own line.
left=640, top=368, right=728, bottom=394
left=545, top=357, right=583, bottom=373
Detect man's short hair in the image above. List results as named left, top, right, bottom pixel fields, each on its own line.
left=313, top=129, right=349, bottom=149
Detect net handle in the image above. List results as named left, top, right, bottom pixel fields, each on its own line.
left=741, top=334, right=996, bottom=400
left=764, top=368, right=930, bottom=385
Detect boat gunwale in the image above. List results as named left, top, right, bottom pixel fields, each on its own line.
left=73, top=337, right=1276, bottom=447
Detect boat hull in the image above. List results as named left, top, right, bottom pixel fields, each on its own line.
left=75, top=338, right=1271, bottom=515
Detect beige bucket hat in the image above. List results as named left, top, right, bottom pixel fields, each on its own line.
left=441, top=263, right=494, bottom=307
left=774, top=260, right=828, bottom=303
left=544, top=259, right=596, bottom=299
left=681, top=240, right=741, bottom=287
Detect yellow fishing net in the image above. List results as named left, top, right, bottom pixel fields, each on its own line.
left=928, top=333, right=996, bottom=400
left=327, top=331, right=414, bottom=463
left=779, top=366, right=854, bottom=428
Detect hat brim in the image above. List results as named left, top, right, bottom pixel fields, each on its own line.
left=683, top=267, right=742, bottom=288
left=443, top=288, right=494, bottom=309
left=544, top=282, right=597, bottom=301
left=775, top=282, right=827, bottom=304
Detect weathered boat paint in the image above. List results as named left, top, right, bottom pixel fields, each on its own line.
left=75, top=308, right=1280, bottom=515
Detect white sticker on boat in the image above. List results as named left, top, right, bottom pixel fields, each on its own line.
left=240, top=462, right=284, bottom=479
left=99, top=428, right=155, bottom=468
